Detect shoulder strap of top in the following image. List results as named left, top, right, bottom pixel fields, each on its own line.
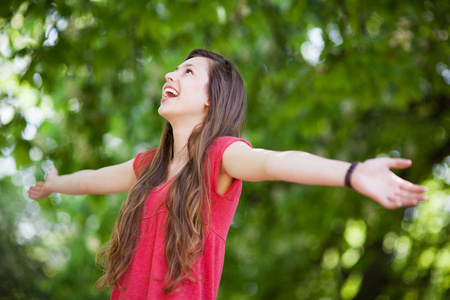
left=208, top=136, right=252, bottom=193
left=133, top=147, right=157, bottom=178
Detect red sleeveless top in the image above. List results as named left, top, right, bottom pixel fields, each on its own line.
left=111, top=136, right=251, bottom=299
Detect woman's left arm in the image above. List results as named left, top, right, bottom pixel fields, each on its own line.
left=221, top=141, right=428, bottom=209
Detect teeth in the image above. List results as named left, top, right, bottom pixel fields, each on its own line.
left=164, top=87, right=179, bottom=97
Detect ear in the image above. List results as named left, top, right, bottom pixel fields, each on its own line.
left=205, top=99, right=210, bottom=107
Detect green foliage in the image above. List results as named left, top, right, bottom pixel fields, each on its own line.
left=0, top=0, right=449, bottom=299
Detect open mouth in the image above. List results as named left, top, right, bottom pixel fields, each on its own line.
left=163, top=87, right=179, bottom=98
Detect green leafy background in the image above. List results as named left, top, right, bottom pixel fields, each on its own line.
left=0, top=0, right=449, bottom=299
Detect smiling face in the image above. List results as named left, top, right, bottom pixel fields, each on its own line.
left=158, top=56, right=212, bottom=127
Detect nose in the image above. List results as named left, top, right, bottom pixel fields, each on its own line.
left=165, top=71, right=175, bottom=82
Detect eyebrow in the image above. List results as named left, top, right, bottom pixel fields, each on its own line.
left=175, top=63, right=199, bottom=71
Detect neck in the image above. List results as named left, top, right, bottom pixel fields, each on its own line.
left=170, top=121, right=200, bottom=163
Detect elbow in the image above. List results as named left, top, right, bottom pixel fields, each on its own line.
left=263, top=152, right=281, bottom=181
left=264, top=150, right=296, bottom=182
left=78, top=177, right=90, bottom=194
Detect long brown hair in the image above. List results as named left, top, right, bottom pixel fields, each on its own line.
left=95, top=49, right=246, bottom=293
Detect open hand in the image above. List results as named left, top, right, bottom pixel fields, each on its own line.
left=28, top=167, right=58, bottom=200
left=351, top=158, right=428, bottom=209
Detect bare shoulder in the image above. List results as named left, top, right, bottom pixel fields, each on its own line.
left=223, top=140, right=252, bottom=156
left=222, top=141, right=272, bottom=182
left=221, top=141, right=253, bottom=169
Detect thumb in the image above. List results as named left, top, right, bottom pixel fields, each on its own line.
left=385, top=158, right=412, bottom=169
left=46, top=167, right=59, bottom=179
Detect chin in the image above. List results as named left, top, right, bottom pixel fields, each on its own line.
left=157, top=106, right=168, bottom=118
left=158, top=106, right=178, bottom=123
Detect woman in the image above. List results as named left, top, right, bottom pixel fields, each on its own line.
left=28, top=49, right=427, bottom=299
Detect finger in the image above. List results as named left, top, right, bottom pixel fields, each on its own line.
left=398, top=185, right=428, bottom=203
left=385, top=196, right=403, bottom=209
left=388, top=188, right=418, bottom=206
left=394, top=189, right=427, bottom=206
left=33, top=182, right=45, bottom=189
left=28, top=186, right=39, bottom=193
left=29, top=184, right=42, bottom=191
left=28, top=186, right=41, bottom=193
left=400, top=183, right=428, bottom=194
left=385, top=158, right=412, bottom=169
left=417, top=194, right=428, bottom=202
left=28, top=190, right=39, bottom=199
left=28, top=185, right=43, bottom=198
left=29, top=190, right=44, bottom=200
left=400, top=196, right=420, bottom=207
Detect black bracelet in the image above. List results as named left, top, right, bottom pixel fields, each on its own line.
left=345, top=162, right=359, bottom=189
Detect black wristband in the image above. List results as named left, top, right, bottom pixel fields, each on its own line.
left=345, top=162, right=359, bottom=189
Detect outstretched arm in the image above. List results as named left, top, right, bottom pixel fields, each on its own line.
left=221, top=141, right=427, bottom=209
left=28, top=159, right=136, bottom=200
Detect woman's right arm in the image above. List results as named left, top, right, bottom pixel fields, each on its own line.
left=28, top=159, right=136, bottom=200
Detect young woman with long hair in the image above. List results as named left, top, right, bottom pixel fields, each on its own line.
left=28, top=49, right=427, bottom=299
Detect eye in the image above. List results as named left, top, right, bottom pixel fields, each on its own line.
left=185, top=68, right=193, bottom=74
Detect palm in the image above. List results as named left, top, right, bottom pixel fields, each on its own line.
left=28, top=167, right=58, bottom=200
left=352, top=158, right=427, bottom=209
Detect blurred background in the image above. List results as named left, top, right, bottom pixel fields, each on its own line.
left=0, top=0, right=449, bottom=299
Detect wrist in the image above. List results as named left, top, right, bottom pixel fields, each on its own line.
left=345, top=162, right=359, bottom=189
left=43, top=181, right=54, bottom=196
left=44, top=176, right=59, bottom=195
